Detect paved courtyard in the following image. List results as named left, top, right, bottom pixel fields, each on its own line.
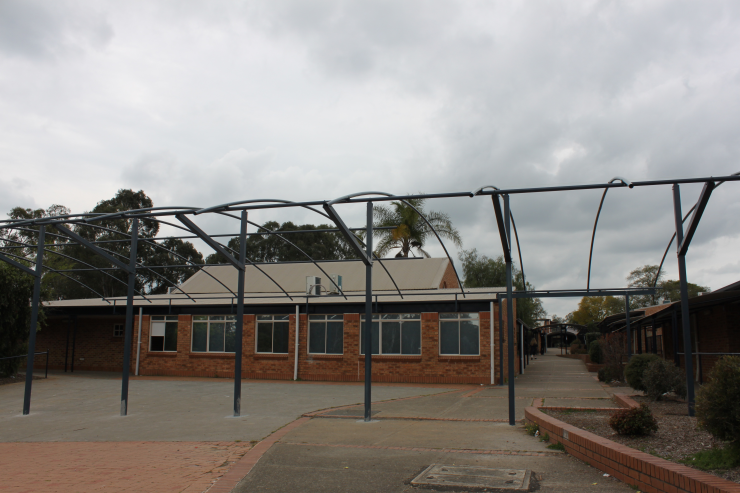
left=0, top=354, right=636, bottom=492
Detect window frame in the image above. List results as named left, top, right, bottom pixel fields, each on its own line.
left=149, top=315, right=179, bottom=352
left=438, top=312, right=480, bottom=356
left=255, top=315, right=291, bottom=354
left=190, top=315, right=237, bottom=353
left=307, top=314, right=344, bottom=355
left=360, top=313, right=422, bottom=356
left=113, top=324, right=124, bottom=338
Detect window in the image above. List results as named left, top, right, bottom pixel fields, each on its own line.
left=150, top=316, right=178, bottom=351
left=256, top=315, right=290, bottom=353
left=360, top=314, right=421, bottom=355
left=191, top=315, right=236, bottom=352
left=439, top=313, right=480, bottom=355
left=308, top=315, right=343, bottom=354
left=114, top=324, right=124, bottom=337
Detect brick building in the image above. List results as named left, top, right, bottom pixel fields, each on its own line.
left=599, top=280, right=740, bottom=381
left=36, top=258, right=519, bottom=384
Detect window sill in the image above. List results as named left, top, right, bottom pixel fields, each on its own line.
left=254, top=353, right=290, bottom=360
left=189, top=353, right=236, bottom=359
left=308, top=354, right=344, bottom=359
left=437, top=355, right=481, bottom=361
left=359, top=355, right=422, bottom=362
left=146, top=352, right=178, bottom=357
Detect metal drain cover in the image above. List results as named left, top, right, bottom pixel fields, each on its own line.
left=412, top=465, right=531, bottom=491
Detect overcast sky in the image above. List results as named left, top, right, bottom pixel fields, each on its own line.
left=2, top=0, right=739, bottom=317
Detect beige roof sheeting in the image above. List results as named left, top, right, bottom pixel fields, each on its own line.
left=179, top=258, right=454, bottom=294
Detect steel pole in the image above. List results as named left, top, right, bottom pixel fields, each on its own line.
left=673, top=184, right=695, bottom=416
left=22, top=225, right=45, bottom=415
left=234, top=211, right=247, bottom=416
left=498, top=299, right=504, bottom=385
left=120, top=218, right=138, bottom=416
left=490, top=301, right=494, bottom=385
left=364, top=202, right=373, bottom=422
left=625, top=294, right=631, bottom=363
left=135, top=307, right=142, bottom=376
left=294, top=305, right=299, bottom=380
left=504, top=195, right=516, bottom=426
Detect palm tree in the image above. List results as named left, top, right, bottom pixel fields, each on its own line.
left=372, top=197, right=462, bottom=258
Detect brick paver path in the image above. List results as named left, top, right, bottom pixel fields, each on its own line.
left=0, top=441, right=251, bottom=493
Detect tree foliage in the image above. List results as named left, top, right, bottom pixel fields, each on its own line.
left=3, top=190, right=204, bottom=300
left=373, top=197, right=462, bottom=258
left=570, top=296, right=624, bottom=329
left=458, top=248, right=546, bottom=327
left=627, top=264, right=709, bottom=309
left=0, top=263, right=40, bottom=377
left=205, top=221, right=358, bottom=264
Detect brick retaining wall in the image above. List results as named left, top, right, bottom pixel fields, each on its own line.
left=525, top=402, right=740, bottom=493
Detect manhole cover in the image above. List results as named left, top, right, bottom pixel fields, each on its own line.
left=412, top=465, right=531, bottom=491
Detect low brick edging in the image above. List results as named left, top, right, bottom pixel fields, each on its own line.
left=525, top=406, right=740, bottom=493
left=613, top=393, right=640, bottom=409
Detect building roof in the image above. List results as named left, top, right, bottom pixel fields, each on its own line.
left=178, top=257, right=455, bottom=294
left=43, top=258, right=507, bottom=310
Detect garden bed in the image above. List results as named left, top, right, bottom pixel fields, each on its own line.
left=545, top=395, right=740, bottom=483
left=0, top=373, right=42, bottom=386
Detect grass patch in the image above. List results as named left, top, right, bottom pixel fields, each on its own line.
left=680, top=446, right=740, bottom=471
left=547, top=442, right=565, bottom=451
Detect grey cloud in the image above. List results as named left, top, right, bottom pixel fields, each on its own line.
left=0, top=0, right=113, bottom=60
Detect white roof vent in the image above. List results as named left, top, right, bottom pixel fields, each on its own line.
left=306, top=276, right=322, bottom=296
left=328, top=274, right=342, bottom=295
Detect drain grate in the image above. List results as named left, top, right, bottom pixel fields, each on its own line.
left=412, top=465, right=531, bottom=491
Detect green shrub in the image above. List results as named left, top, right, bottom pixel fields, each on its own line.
left=524, top=422, right=539, bottom=436
left=547, top=442, right=565, bottom=451
left=589, top=340, right=604, bottom=364
left=624, top=354, right=661, bottom=391
left=584, top=332, right=600, bottom=347
left=696, top=356, right=740, bottom=446
left=598, top=366, right=620, bottom=382
left=608, top=403, right=658, bottom=436
left=570, top=340, right=587, bottom=355
left=643, top=359, right=686, bottom=400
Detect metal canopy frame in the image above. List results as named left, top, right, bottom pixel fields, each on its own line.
left=1, top=174, right=738, bottom=421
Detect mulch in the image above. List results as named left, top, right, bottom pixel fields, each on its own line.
left=546, top=395, right=740, bottom=483
left=0, top=373, right=42, bottom=386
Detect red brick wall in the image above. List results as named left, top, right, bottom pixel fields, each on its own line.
left=37, top=301, right=519, bottom=384
left=35, top=316, right=126, bottom=372
left=438, top=262, right=461, bottom=289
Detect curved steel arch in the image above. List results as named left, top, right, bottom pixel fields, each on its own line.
left=74, top=218, right=241, bottom=298
left=328, top=191, right=466, bottom=297
left=0, top=246, right=112, bottom=302
left=1, top=234, right=152, bottom=302
left=195, top=199, right=331, bottom=220
left=585, top=177, right=633, bottom=291
left=653, top=171, right=740, bottom=288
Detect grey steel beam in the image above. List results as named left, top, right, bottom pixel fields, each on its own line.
left=673, top=184, right=696, bottom=417
left=22, top=226, right=45, bottom=415
left=364, top=202, right=374, bottom=422
left=52, top=224, right=133, bottom=273
left=322, top=203, right=371, bottom=266
left=678, top=181, right=714, bottom=257
left=176, top=214, right=243, bottom=270
left=234, top=211, right=247, bottom=416
left=491, top=196, right=512, bottom=263
left=120, top=218, right=139, bottom=416
left=0, top=252, right=37, bottom=277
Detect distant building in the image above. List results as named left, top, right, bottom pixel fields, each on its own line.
left=599, top=280, right=740, bottom=381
